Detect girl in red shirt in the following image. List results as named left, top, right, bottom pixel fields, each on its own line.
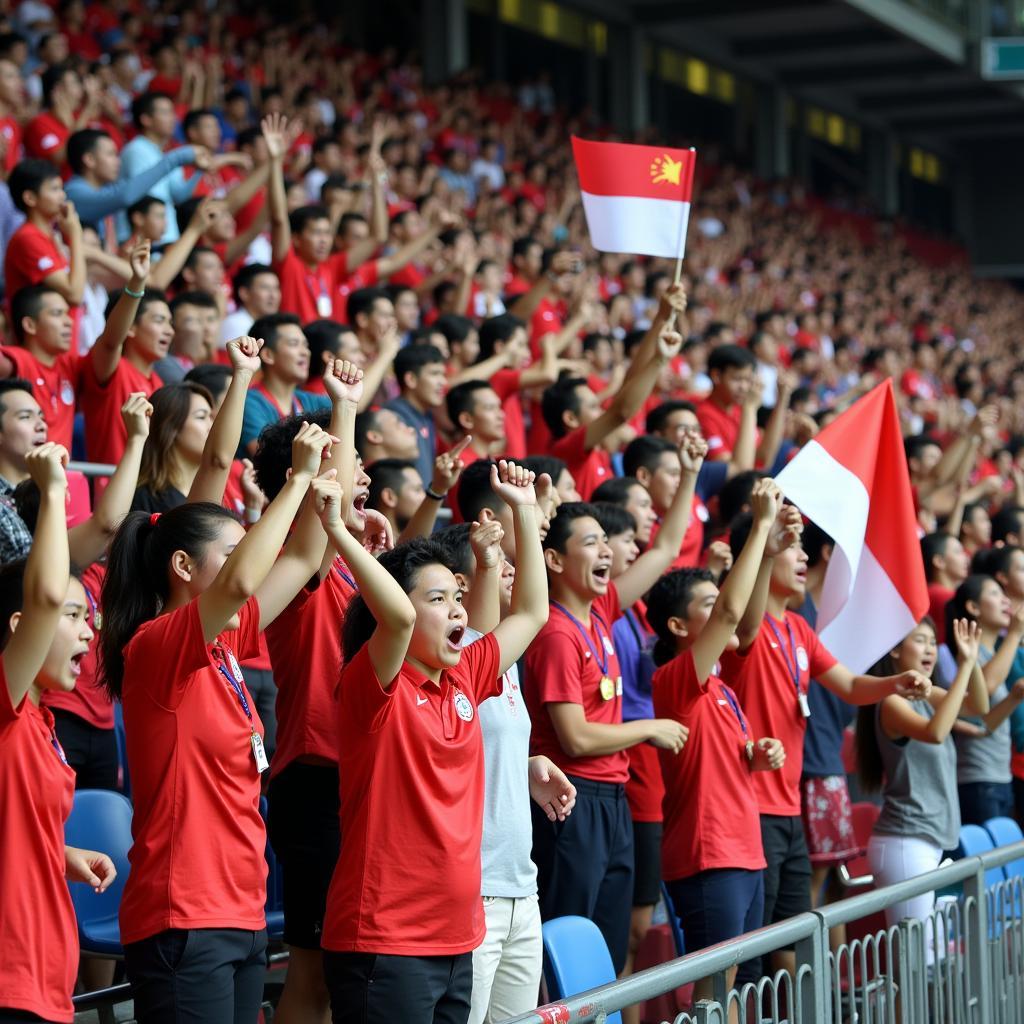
left=647, top=480, right=793, bottom=1013
left=0, top=443, right=116, bottom=1024
left=98, top=418, right=341, bottom=1024
left=317, top=460, right=548, bottom=1024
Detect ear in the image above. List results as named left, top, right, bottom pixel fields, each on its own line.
left=965, top=599, right=980, bottom=619
left=401, top=370, right=418, bottom=392
left=379, top=486, right=398, bottom=511
left=322, top=350, right=333, bottom=369
left=667, top=615, right=688, bottom=639
left=457, top=410, right=475, bottom=433
left=453, top=571, right=470, bottom=592
left=821, top=544, right=833, bottom=565
left=478, top=507, right=496, bottom=524
left=7, top=610, right=21, bottom=637
left=169, top=549, right=194, bottom=584
left=19, top=315, right=37, bottom=339
left=561, top=408, right=579, bottom=432
left=544, top=547, right=564, bottom=575
left=635, top=466, right=652, bottom=487
left=365, top=428, right=383, bottom=446
left=261, top=346, right=275, bottom=368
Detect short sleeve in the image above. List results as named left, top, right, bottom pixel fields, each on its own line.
left=551, top=424, right=589, bottom=464
left=7, top=231, right=58, bottom=285
left=491, top=369, right=522, bottom=400
left=653, top=649, right=704, bottom=715
left=240, top=392, right=274, bottom=452
left=805, top=624, right=838, bottom=679
left=329, top=250, right=350, bottom=279
left=696, top=460, right=729, bottom=502
left=338, top=643, right=396, bottom=733
left=456, top=631, right=501, bottom=704
left=222, top=595, right=262, bottom=663
left=718, top=635, right=755, bottom=684
left=525, top=625, right=585, bottom=707
left=0, top=660, right=23, bottom=728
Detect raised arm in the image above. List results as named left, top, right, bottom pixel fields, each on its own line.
left=90, top=238, right=149, bottom=385
left=355, top=325, right=400, bottom=412
left=489, top=462, right=549, bottom=673
left=981, top=605, right=1024, bottom=694
left=69, top=393, right=151, bottom=566
left=188, top=337, right=262, bottom=505
left=819, top=662, right=932, bottom=706
left=398, top=437, right=470, bottom=543
left=262, top=113, right=293, bottom=266
left=197, top=421, right=331, bottom=642
left=147, top=199, right=215, bottom=292
left=43, top=202, right=85, bottom=306
left=463, top=518, right=504, bottom=634
left=3, top=444, right=70, bottom=706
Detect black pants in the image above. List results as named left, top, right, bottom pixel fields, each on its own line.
left=124, top=927, right=268, bottom=1024
left=241, top=667, right=278, bottom=758
left=531, top=775, right=634, bottom=973
left=0, top=1012, right=57, bottom=1023
left=323, top=951, right=472, bottom=1024
left=50, top=708, right=118, bottom=790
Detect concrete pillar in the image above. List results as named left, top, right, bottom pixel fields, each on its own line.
left=755, top=85, right=789, bottom=179
left=868, top=129, right=900, bottom=218
left=608, top=26, right=648, bottom=134
left=422, top=0, right=468, bottom=84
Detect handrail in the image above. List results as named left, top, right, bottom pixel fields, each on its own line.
left=69, top=460, right=116, bottom=478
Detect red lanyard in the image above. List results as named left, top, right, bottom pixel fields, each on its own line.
left=254, top=383, right=301, bottom=420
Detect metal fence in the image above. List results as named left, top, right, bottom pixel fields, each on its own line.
left=502, top=840, right=1024, bottom=1024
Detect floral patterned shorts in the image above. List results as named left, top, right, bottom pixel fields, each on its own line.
left=800, top=774, right=859, bottom=865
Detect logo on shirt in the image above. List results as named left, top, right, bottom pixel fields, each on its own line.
left=453, top=691, right=474, bottom=721
left=416, top=694, right=429, bottom=707
left=40, top=133, right=59, bottom=150
left=60, top=379, right=74, bottom=406
left=37, top=256, right=54, bottom=271
left=796, top=646, right=809, bottom=672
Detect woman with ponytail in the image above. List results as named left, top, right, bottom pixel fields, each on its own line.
left=99, top=407, right=342, bottom=1024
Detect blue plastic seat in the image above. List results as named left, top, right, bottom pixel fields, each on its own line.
left=983, top=817, right=1024, bottom=879
left=957, top=824, right=1002, bottom=888
left=660, top=881, right=686, bottom=957
left=64, top=789, right=133, bottom=956
left=542, top=917, right=622, bottom=1024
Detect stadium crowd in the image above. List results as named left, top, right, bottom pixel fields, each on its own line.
left=3, top=5, right=1024, bottom=1024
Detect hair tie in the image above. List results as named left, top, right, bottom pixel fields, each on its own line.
left=149, top=512, right=161, bottom=525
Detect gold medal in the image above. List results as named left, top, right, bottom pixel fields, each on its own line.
left=600, top=675, right=615, bottom=701
left=745, top=740, right=755, bottom=763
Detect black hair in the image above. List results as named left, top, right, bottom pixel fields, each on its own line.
left=717, top=470, right=766, bottom=530
left=708, top=344, right=756, bottom=375
left=8, top=159, right=62, bottom=213
left=103, top=286, right=169, bottom=323
left=347, top=286, right=389, bottom=326
left=0, top=378, right=34, bottom=417
left=904, top=433, right=941, bottom=463
left=184, top=363, right=232, bottom=404
left=366, top=458, right=419, bottom=512
left=288, top=204, right=331, bottom=236
left=251, top=408, right=331, bottom=500
left=961, top=502, right=989, bottom=535
left=647, top=568, right=715, bottom=667
left=521, top=455, right=568, bottom=486
left=341, top=539, right=451, bottom=663
left=99, top=504, right=238, bottom=697
left=446, top=380, right=493, bottom=430
left=592, top=502, right=636, bottom=539
left=541, top=377, right=587, bottom=438
left=304, top=319, right=352, bottom=372
left=920, top=532, right=953, bottom=584
left=431, top=523, right=474, bottom=577
left=434, top=313, right=474, bottom=346
left=478, top=313, right=525, bottom=359
left=182, top=107, right=216, bottom=137
left=622, top=435, right=676, bottom=479
left=457, top=459, right=501, bottom=522
left=170, top=289, right=218, bottom=314
left=945, top=574, right=994, bottom=656
left=544, top=501, right=603, bottom=555
left=394, top=345, right=445, bottom=389
left=232, top=263, right=276, bottom=305
left=591, top=476, right=643, bottom=507
left=802, top=521, right=833, bottom=569
left=127, top=194, right=165, bottom=220
left=250, top=312, right=302, bottom=352
left=131, top=90, right=173, bottom=131
left=992, top=506, right=1024, bottom=545
left=646, top=399, right=697, bottom=436
left=10, top=284, right=63, bottom=341
left=41, top=61, right=75, bottom=108
left=67, top=128, right=111, bottom=176
left=354, top=408, right=382, bottom=462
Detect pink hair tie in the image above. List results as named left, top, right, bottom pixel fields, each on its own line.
left=149, top=512, right=161, bottom=525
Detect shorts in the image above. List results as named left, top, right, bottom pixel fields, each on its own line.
left=666, top=868, right=764, bottom=953
left=632, top=820, right=663, bottom=907
left=800, top=775, right=858, bottom=866
left=267, top=762, right=340, bottom=949
left=760, top=814, right=812, bottom=928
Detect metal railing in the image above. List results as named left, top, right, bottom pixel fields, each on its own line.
left=503, top=840, right=1024, bottom=1024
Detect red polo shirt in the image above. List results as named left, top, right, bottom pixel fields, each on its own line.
left=0, top=346, right=83, bottom=450
left=322, top=632, right=501, bottom=954
left=266, top=558, right=357, bottom=776
left=719, top=613, right=837, bottom=816
left=490, top=368, right=527, bottom=460
left=24, top=111, right=69, bottom=166
left=79, top=357, right=163, bottom=465
left=274, top=247, right=353, bottom=323
left=524, top=585, right=627, bottom=783
left=118, top=596, right=267, bottom=944
left=551, top=424, right=613, bottom=501
left=654, top=648, right=765, bottom=880
left=0, top=115, right=23, bottom=173
left=0, top=666, right=77, bottom=1023
left=695, top=397, right=741, bottom=460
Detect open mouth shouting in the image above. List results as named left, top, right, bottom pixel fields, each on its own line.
left=592, top=562, right=612, bottom=589
left=446, top=624, right=466, bottom=651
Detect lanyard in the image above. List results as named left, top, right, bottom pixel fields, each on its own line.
left=551, top=601, right=610, bottom=676
left=304, top=268, right=329, bottom=303
left=83, top=582, right=101, bottom=630
left=334, top=561, right=357, bottom=591
left=50, top=728, right=69, bottom=765
left=765, top=615, right=801, bottom=697
left=254, top=383, right=301, bottom=420
left=214, top=643, right=254, bottom=725
left=720, top=684, right=748, bottom=737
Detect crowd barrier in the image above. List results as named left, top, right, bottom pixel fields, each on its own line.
left=502, top=839, right=1024, bottom=1024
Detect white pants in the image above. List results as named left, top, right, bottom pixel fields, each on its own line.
left=867, top=833, right=947, bottom=963
left=469, top=893, right=543, bottom=1024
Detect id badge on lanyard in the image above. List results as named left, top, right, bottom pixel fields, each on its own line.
left=217, top=645, right=269, bottom=774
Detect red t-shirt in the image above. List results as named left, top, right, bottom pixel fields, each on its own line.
left=323, top=632, right=502, bottom=954
left=24, top=111, right=69, bottom=164
left=334, top=259, right=380, bottom=324
left=695, top=398, right=741, bottom=460
left=274, top=247, right=352, bottom=323
left=265, top=559, right=357, bottom=776
left=118, top=596, right=267, bottom=944
left=0, top=115, right=23, bottom=173
left=551, top=425, right=613, bottom=501
left=490, top=368, right=526, bottom=460
left=625, top=741, right=664, bottom=823
left=529, top=297, right=564, bottom=360
left=0, top=346, right=83, bottom=450
left=524, top=585, right=627, bottom=783
left=653, top=648, right=765, bottom=879
left=79, top=357, right=164, bottom=465
left=387, top=261, right=426, bottom=291
left=719, top=613, right=837, bottom=816
left=928, top=582, right=954, bottom=645
left=0, top=668, right=77, bottom=1023
left=42, top=564, right=112, bottom=730
left=649, top=494, right=710, bottom=571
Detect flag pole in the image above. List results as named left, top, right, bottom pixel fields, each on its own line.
left=666, top=148, right=696, bottom=332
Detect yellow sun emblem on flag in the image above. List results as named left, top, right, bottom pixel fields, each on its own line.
left=650, top=154, right=683, bottom=186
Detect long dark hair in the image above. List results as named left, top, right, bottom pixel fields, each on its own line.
left=945, top=574, right=992, bottom=657
left=856, top=616, right=936, bottom=793
left=99, top=502, right=236, bottom=698
left=341, top=538, right=451, bottom=665
left=138, top=382, right=213, bottom=494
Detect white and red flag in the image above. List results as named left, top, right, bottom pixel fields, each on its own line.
left=571, top=137, right=696, bottom=259
left=774, top=379, right=928, bottom=673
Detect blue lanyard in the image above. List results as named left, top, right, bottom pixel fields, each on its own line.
left=551, top=601, right=611, bottom=676
left=50, top=729, right=69, bottom=765
left=765, top=615, right=801, bottom=697
left=720, top=684, right=748, bottom=737
left=214, top=644, right=253, bottom=724
left=334, top=561, right=357, bottom=591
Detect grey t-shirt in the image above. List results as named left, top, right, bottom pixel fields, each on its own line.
left=465, top=627, right=538, bottom=898
left=874, top=698, right=960, bottom=851
left=954, top=645, right=1012, bottom=786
